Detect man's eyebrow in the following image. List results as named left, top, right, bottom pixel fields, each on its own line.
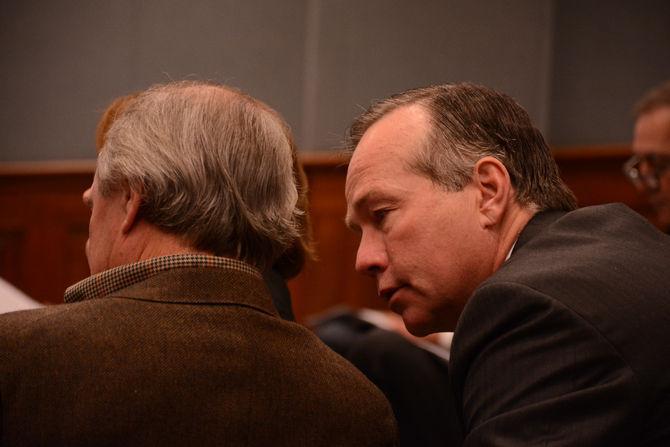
left=344, top=214, right=359, bottom=232
left=346, top=189, right=395, bottom=231
left=344, top=191, right=374, bottom=231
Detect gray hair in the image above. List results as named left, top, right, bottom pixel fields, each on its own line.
left=347, top=83, right=577, bottom=212
left=96, top=81, right=300, bottom=270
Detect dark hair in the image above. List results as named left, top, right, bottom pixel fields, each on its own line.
left=634, top=80, right=670, bottom=118
left=347, top=83, right=577, bottom=211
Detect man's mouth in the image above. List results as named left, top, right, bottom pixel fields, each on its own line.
left=378, top=286, right=401, bottom=302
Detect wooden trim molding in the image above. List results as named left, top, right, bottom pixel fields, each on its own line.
left=0, top=159, right=97, bottom=176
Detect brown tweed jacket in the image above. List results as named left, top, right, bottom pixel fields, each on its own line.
left=0, top=255, right=397, bottom=446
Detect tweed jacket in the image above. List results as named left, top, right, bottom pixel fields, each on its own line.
left=0, top=255, right=397, bottom=446
left=449, top=204, right=670, bottom=446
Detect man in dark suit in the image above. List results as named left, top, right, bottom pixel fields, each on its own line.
left=0, top=81, right=397, bottom=446
left=344, top=83, right=670, bottom=445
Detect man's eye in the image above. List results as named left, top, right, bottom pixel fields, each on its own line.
left=372, top=209, right=390, bottom=223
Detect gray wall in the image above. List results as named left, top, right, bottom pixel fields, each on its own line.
left=1, top=0, right=668, bottom=161
left=309, top=0, right=553, bottom=149
left=549, top=0, right=670, bottom=146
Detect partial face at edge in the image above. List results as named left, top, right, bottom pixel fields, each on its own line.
left=345, top=105, right=496, bottom=335
left=83, top=172, right=130, bottom=275
left=632, top=106, right=670, bottom=230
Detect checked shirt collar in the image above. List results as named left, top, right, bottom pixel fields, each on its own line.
left=64, top=254, right=261, bottom=304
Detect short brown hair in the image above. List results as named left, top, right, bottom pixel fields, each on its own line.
left=634, top=80, right=670, bottom=118
left=95, top=93, right=139, bottom=151
left=347, top=83, right=577, bottom=212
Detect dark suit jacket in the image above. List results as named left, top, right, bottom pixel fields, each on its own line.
left=450, top=203, right=670, bottom=446
left=0, top=264, right=397, bottom=446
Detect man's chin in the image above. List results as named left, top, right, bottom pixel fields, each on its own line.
left=399, top=304, right=461, bottom=336
left=400, top=310, right=438, bottom=337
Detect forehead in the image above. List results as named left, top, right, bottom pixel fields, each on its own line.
left=633, top=106, right=670, bottom=153
left=346, top=105, right=430, bottom=195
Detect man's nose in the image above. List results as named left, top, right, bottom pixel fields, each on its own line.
left=354, top=231, right=388, bottom=276
left=82, top=187, right=92, bottom=206
left=638, top=161, right=660, bottom=192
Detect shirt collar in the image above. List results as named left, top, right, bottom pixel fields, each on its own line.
left=64, top=254, right=261, bottom=304
left=504, top=240, right=517, bottom=262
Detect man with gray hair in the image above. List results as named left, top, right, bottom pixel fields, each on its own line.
left=345, top=83, right=670, bottom=445
left=0, top=81, right=397, bottom=446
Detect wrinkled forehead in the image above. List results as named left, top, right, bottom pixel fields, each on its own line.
left=346, top=143, right=420, bottom=207
left=345, top=106, right=432, bottom=223
left=347, top=104, right=431, bottom=183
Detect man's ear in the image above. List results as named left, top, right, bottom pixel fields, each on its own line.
left=121, top=187, right=142, bottom=234
left=473, top=156, right=512, bottom=228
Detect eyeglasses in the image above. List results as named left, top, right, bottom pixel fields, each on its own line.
left=623, top=153, right=670, bottom=191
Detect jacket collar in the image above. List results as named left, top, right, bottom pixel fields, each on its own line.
left=512, top=208, right=568, bottom=255
left=64, top=254, right=276, bottom=316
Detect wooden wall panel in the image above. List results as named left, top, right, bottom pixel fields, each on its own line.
left=0, top=148, right=653, bottom=322
left=0, top=228, right=26, bottom=286
left=288, top=160, right=383, bottom=321
left=554, top=146, right=658, bottom=225
left=0, top=164, right=93, bottom=304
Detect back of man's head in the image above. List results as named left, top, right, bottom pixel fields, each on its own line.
left=347, top=82, right=577, bottom=212
left=96, top=81, right=300, bottom=271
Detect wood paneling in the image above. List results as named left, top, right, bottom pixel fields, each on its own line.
left=553, top=145, right=656, bottom=222
left=0, top=163, right=94, bottom=304
left=289, top=157, right=382, bottom=321
left=0, top=148, right=653, bottom=321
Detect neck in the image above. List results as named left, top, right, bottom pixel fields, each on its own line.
left=492, top=203, right=537, bottom=270
left=111, top=221, right=213, bottom=268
